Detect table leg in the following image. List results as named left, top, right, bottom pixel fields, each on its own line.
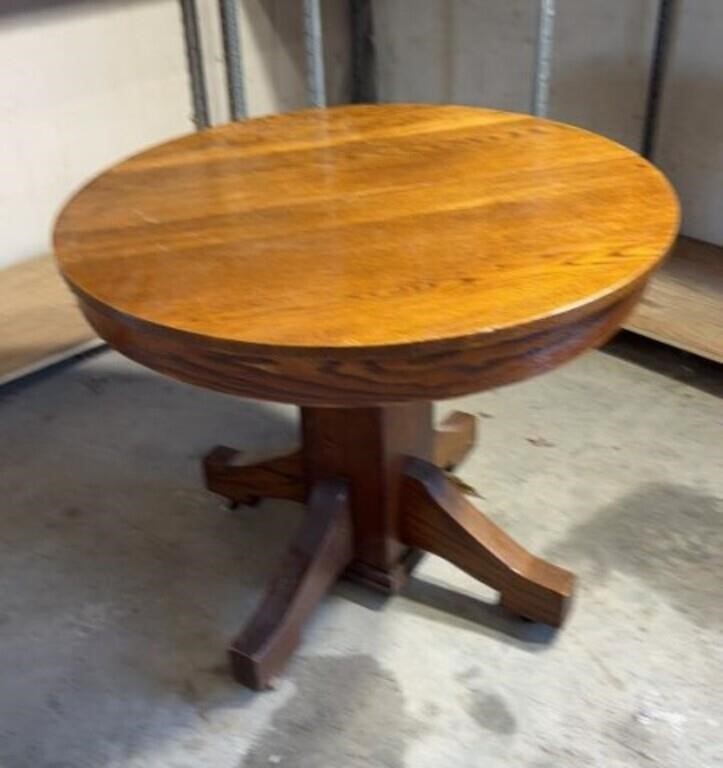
left=203, top=447, right=305, bottom=506
left=229, top=478, right=353, bottom=690
left=400, top=457, right=574, bottom=626
left=202, top=409, right=475, bottom=506
left=434, top=410, right=477, bottom=470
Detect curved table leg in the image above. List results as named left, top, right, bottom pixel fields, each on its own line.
left=434, top=411, right=477, bottom=470
left=229, top=478, right=353, bottom=690
left=400, top=457, right=574, bottom=627
left=203, top=446, right=305, bottom=506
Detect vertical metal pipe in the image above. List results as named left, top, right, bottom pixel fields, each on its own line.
left=350, top=0, right=376, bottom=103
left=304, top=0, right=327, bottom=107
left=350, top=0, right=364, bottom=102
left=642, top=0, right=676, bottom=158
left=531, top=0, right=556, bottom=117
left=219, top=0, right=247, bottom=120
left=179, top=0, right=210, bottom=129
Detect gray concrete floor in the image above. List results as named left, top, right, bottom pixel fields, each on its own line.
left=0, top=336, right=721, bottom=768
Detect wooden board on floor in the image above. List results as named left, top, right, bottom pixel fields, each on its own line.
left=626, top=237, right=723, bottom=364
left=0, top=255, right=100, bottom=386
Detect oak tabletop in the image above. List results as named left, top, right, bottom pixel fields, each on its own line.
left=54, top=104, right=679, bottom=404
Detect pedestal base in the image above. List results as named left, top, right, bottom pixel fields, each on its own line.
left=204, top=405, right=574, bottom=690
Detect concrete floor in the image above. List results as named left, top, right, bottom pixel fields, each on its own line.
left=0, top=336, right=720, bottom=768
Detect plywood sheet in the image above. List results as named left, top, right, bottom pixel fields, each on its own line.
left=627, top=238, right=723, bottom=363
left=0, top=255, right=100, bottom=385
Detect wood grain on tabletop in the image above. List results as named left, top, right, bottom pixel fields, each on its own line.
left=54, top=104, right=679, bottom=404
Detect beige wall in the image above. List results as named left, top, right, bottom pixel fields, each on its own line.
left=6, top=0, right=715, bottom=273
left=374, top=0, right=657, bottom=151
left=0, top=0, right=193, bottom=269
left=198, top=0, right=350, bottom=121
left=373, top=0, right=723, bottom=245
left=0, top=0, right=350, bottom=271
left=549, top=0, right=657, bottom=151
left=654, top=0, right=723, bottom=245
left=375, top=0, right=536, bottom=111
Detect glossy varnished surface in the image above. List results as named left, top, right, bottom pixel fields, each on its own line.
left=54, top=105, right=679, bottom=403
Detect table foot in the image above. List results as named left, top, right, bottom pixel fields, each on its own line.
left=400, top=458, right=574, bottom=627
left=204, top=404, right=574, bottom=689
left=203, top=446, right=305, bottom=506
left=434, top=411, right=477, bottom=470
left=229, top=478, right=353, bottom=690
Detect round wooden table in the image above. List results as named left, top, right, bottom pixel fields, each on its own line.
left=55, top=104, right=679, bottom=690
